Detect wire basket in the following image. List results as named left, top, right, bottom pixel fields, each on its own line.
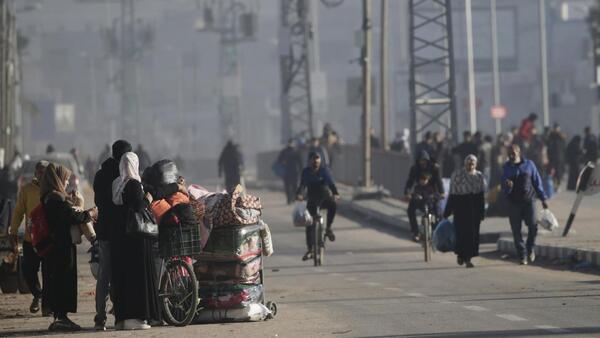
left=159, top=224, right=201, bottom=258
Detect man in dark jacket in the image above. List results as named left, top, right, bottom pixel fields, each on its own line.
left=453, top=131, right=479, bottom=164
left=92, top=140, right=131, bottom=330
left=583, top=127, right=598, bottom=164
left=277, top=139, right=304, bottom=204
left=501, top=144, right=548, bottom=265
left=404, top=151, right=444, bottom=241
left=218, top=140, right=244, bottom=192
left=296, top=152, right=340, bottom=261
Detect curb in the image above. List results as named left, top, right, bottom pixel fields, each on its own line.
left=497, top=237, right=600, bottom=267
left=247, top=179, right=504, bottom=245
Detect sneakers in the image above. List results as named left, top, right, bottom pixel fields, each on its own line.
left=520, top=258, right=528, bottom=265
left=122, top=319, right=151, bottom=330
left=94, top=320, right=106, bottom=331
left=49, top=317, right=81, bottom=332
left=29, top=297, right=40, bottom=313
left=528, top=251, right=536, bottom=263
left=412, top=234, right=420, bottom=243
left=325, top=229, right=336, bottom=242
left=457, top=256, right=464, bottom=266
left=465, top=260, right=474, bottom=268
left=302, top=250, right=313, bottom=261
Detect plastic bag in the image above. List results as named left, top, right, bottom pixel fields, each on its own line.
left=538, top=208, right=558, bottom=231
left=259, top=220, right=274, bottom=257
left=195, top=303, right=271, bottom=323
left=292, top=202, right=313, bottom=227
left=432, top=219, right=456, bottom=253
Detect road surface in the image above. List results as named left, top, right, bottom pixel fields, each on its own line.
left=0, top=188, right=599, bottom=337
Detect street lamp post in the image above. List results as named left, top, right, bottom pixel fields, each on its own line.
left=361, top=0, right=372, bottom=187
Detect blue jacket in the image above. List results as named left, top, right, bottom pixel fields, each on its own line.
left=501, top=157, right=547, bottom=204
left=296, top=166, right=339, bottom=201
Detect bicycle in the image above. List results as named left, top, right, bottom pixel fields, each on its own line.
left=312, top=207, right=326, bottom=266
left=157, top=223, right=201, bottom=326
left=414, top=194, right=440, bottom=262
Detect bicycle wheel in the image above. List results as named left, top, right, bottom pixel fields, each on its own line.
left=423, top=216, right=432, bottom=262
left=318, top=233, right=325, bottom=266
left=159, top=258, right=198, bottom=326
left=313, top=221, right=320, bottom=266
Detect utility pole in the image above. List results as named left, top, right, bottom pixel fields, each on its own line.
left=200, top=0, right=258, bottom=145
left=539, top=0, right=550, bottom=127
left=408, top=0, right=458, bottom=147
left=361, top=0, right=372, bottom=187
left=379, top=0, right=389, bottom=151
left=279, top=0, right=314, bottom=143
left=465, top=0, right=477, bottom=133
left=490, top=0, right=501, bottom=135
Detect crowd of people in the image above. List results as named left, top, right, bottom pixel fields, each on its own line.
left=6, top=139, right=195, bottom=332
left=400, top=114, right=598, bottom=194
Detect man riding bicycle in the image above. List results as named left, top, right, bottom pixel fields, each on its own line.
left=405, top=151, right=444, bottom=242
left=296, top=152, right=340, bottom=261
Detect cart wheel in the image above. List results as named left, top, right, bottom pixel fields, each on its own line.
left=159, top=258, right=198, bottom=327
left=266, top=301, right=278, bottom=319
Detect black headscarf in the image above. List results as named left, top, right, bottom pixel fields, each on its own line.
left=112, top=140, right=132, bottom=161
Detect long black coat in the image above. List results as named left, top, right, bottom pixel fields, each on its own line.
left=218, top=143, right=244, bottom=191
left=42, top=192, right=91, bottom=315
left=444, top=192, right=485, bottom=260
left=111, top=180, right=161, bottom=323
left=93, top=158, right=121, bottom=241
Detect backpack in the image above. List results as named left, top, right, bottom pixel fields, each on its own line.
left=29, top=204, right=54, bottom=257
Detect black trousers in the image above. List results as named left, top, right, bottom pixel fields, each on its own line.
left=22, top=241, right=49, bottom=307
left=305, top=196, right=336, bottom=249
left=283, top=175, right=298, bottom=204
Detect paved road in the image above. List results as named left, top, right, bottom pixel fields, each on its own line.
left=1, top=188, right=599, bottom=337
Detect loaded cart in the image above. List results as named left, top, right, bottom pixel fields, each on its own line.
left=155, top=185, right=276, bottom=327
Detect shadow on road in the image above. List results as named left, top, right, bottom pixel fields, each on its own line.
left=356, top=326, right=600, bottom=337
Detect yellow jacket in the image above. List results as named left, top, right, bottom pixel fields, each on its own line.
left=9, top=180, right=41, bottom=243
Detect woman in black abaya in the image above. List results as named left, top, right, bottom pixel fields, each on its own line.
left=443, top=155, right=486, bottom=268
left=110, top=152, right=160, bottom=330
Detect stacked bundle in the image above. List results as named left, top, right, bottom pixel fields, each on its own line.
left=193, top=184, right=274, bottom=322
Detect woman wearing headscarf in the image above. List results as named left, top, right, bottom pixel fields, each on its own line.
left=40, top=163, right=98, bottom=331
left=443, top=155, right=486, bottom=268
left=111, top=152, right=160, bottom=330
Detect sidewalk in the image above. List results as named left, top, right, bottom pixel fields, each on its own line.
left=248, top=179, right=600, bottom=269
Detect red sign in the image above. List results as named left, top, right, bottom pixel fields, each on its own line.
left=490, top=105, right=506, bottom=119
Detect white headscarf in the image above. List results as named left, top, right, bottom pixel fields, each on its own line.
left=112, top=152, right=142, bottom=205
left=449, top=155, right=486, bottom=195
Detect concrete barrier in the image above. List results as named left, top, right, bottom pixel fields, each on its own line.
left=257, top=145, right=413, bottom=198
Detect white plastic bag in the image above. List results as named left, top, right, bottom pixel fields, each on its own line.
left=292, top=202, right=313, bottom=227
left=195, top=303, right=271, bottom=323
left=538, top=209, right=559, bottom=231
left=259, top=220, right=274, bottom=257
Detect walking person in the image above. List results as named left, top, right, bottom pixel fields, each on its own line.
left=277, top=139, right=303, bottom=204
left=111, top=152, right=161, bottom=330
left=92, top=139, right=132, bottom=330
left=41, top=163, right=98, bottom=331
left=583, top=127, right=598, bottom=164
left=9, top=160, right=51, bottom=316
left=501, top=144, right=548, bottom=265
left=547, top=124, right=567, bottom=191
left=443, top=155, right=486, bottom=268
left=218, top=140, right=244, bottom=192
left=565, top=136, right=583, bottom=191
